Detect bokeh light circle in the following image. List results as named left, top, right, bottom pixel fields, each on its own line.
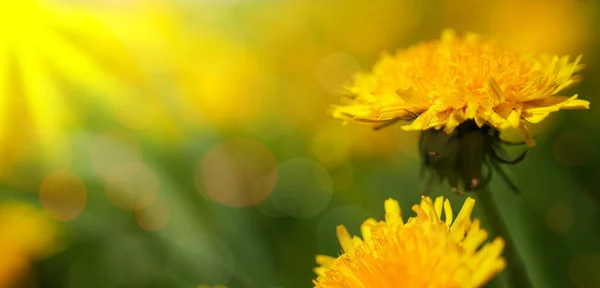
left=315, top=52, right=361, bottom=94
left=105, top=161, right=160, bottom=211
left=39, top=169, right=87, bottom=222
left=554, top=130, right=594, bottom=167
left=268, top=158, right=333, bottom=219
left=569, top=253, right=600, bottom=288
left=91, top=130, right=143, bottom=177
left=197, top=138, right=278, bottom=207
left=545, top=203, right=575, bottom=234
left=134, top=194, right=170, bottom=231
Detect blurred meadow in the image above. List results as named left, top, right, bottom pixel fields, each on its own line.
left=1, top=0, right=600, bottom=287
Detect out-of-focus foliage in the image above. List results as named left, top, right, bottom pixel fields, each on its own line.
left=0, top=0, right=598, bottom=288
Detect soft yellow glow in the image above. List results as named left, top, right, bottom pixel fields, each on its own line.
left=0, top=0, right=156, bottom=173
left=314, top=196, right=505, bottom=288
left=490, top=0, right=594, bottom=55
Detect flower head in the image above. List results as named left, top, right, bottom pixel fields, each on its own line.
left=330, top=29, right=589, bottom=147
left=0, top=202, right=61, bottom=287
left=313, top=196, right=505, bottom=288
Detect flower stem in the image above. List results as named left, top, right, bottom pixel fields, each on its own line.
left=476, top=188, right=533, bottom=288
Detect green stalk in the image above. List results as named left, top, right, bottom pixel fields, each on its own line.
left=476, top=188, right=533, bottom=288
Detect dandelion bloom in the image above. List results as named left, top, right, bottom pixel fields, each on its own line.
left=330, top=29, right=589, bottom=147
left=313, top=196, right=505, bottom=288
left=0, top=202, right=61, bottom=287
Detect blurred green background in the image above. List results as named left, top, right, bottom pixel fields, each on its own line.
left=0, top=0, right=599, bottom=287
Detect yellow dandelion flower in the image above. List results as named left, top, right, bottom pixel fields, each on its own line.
left=313, top=196, right=505, bottom=288
left=0, top=202, right=61, bottom=287
left=330, top=29, right=590, bottom=147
